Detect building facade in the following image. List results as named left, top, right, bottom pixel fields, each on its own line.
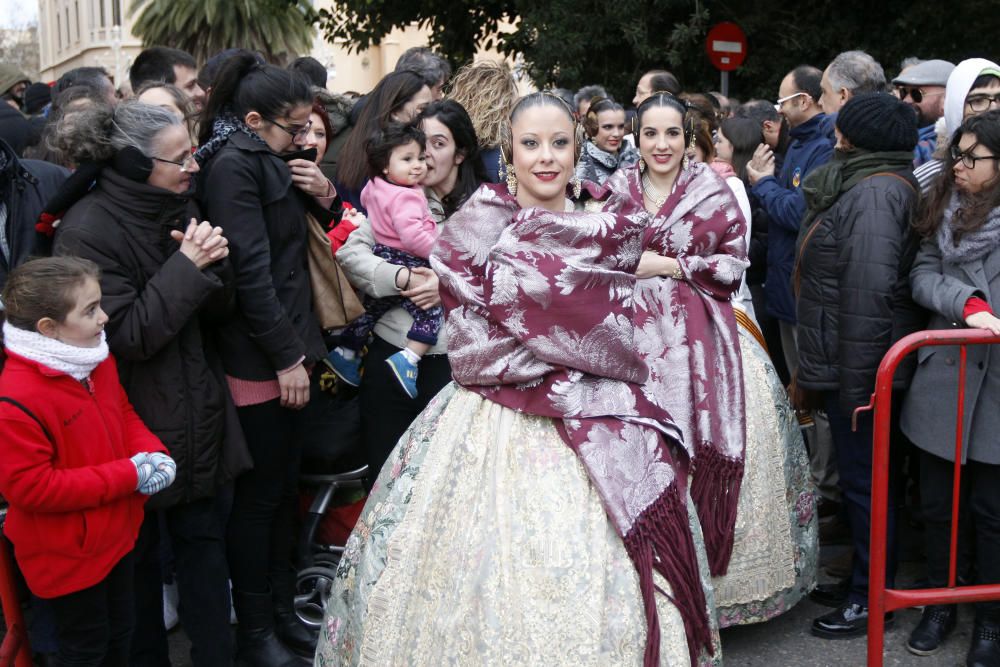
left=35, top=0, right=528, bottom=96
left=37, top=0, right=143, bottom=84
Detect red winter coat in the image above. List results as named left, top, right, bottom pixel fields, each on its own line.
left=0, top=351, right=165, bottom=598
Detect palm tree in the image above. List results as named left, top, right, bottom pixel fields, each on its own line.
left=130, top=0, right=315, bottom=64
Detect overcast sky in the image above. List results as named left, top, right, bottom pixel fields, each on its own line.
left=0, top=0, right=38, bottom=28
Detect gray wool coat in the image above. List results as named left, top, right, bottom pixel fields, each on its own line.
left=900, top=233, right=1000, bottom=464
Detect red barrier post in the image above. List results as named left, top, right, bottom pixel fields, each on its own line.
left=862, top=330, right=1000, bottom=666
left=0, top=534, right=31, bottom=667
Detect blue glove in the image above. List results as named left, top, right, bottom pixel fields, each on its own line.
left=130, top=453, right=154, bottom=491
left=148, top=452, right=176, bottom=478
left=138, top=453, right=177, bottom=495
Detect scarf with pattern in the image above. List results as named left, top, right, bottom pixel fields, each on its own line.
left=431, top=183, right=712, bottom=667
left=193, top=112, right=269, bottom=166
left=602, top=162, right=749, bottom=577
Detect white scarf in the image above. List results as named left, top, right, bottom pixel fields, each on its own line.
left=3, top=321, right=109, bottom=381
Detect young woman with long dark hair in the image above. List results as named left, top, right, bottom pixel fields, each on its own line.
left=195, top=52, right=331, bottom=666
left=334, top=70, right=432, bottom=209
left=334, top=99, right=486, bottom=480
left=902, top=110, right=1000, bottom=664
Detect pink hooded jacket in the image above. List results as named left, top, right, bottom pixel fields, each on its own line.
left=360, top=177, right=438, bottom=258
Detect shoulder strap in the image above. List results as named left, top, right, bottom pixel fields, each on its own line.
left=868, top=171, right=918, bottom=196
left=0, top=397, right=54, bottom=444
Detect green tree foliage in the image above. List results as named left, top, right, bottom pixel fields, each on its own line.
left=131, top=0, right=315, bottom=64
left=313, top=0, right=1000, bottom=102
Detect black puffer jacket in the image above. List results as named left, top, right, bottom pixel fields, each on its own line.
left=53, top=168, right=246, bottom=508
left=197, top=132, right=326, bottom=381
left=796, top=171, right=927, bottom=412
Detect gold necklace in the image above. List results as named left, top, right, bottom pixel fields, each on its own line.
left=642, top=172, right=667, bottom=209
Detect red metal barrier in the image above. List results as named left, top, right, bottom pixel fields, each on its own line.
left=856, top=329, right=1000, bottom=666
left=0, top=523, right=30, bottom=667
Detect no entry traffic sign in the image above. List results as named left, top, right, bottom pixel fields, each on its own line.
left=706, top=22, right=747, bottom=72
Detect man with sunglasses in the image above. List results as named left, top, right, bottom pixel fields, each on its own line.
left=892, top=59, right=955, bottom=167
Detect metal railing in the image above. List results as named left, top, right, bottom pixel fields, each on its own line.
left=0, top=522, right=30, bottom=667
left=856, top=329, right=1000, bottom=666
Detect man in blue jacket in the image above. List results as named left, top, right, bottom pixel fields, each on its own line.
left=747, top=64, right=840, bottom=528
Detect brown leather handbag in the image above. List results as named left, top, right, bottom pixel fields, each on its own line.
left=305, top=213, right=365, bottom=330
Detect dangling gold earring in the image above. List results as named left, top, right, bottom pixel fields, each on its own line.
left=638, top=156, right=646, bottom=172
left=571, top=175, right=582, bottom=199
left=683, top=134, right=696, bottom=170
left=506, top=163, right=518, bottom=196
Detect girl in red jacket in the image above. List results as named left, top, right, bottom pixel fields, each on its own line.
left=0, top=257, right=176, bottom=667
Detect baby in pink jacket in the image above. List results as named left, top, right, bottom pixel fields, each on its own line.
left=328, top=123, right=441, bottom=399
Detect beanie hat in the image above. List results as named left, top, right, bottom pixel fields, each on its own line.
left=836, top=92, right=918, bottom=152
left=23, top=82, right=51, bottom=115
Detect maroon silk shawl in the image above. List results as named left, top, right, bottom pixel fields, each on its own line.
left=603, top=162, right=749, bottom=577
left=430, top=183, right=712, bottom=666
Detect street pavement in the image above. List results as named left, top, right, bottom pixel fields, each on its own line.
left=167, top=528, right=973, bottom=666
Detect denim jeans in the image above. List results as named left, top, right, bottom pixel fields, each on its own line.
left=824, top=391, right=898, bottom=606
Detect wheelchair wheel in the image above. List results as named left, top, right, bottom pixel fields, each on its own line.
left=295, top=566, right=338, bottom=629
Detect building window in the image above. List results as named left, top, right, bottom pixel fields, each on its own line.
left=64, top=7, right=69, bottom=45
left=100, top=0, right=106, bottom=28
left=74, top=1, right=80, bottom=42
left=56, top=12, right=62, bottom=50
left=112, top=0, right=121, bottom=26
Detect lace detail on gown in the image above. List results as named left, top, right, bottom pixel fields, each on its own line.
left=713, top=329, right=818, bottom=626
left=315, top=384, right=722, bottom=666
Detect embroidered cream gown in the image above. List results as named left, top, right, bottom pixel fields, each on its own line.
left=313, top=383, right=723, bottom=666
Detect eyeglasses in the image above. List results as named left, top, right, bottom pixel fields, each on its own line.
left=950, top=143, right=1000, bottom=168
left=266, top=117, right=313, bottom=140
left=775, top=91, right=809, bottom=108
left=965, top=93, right=1000, bottom=113
left=895, top=86, right=944, bottom=104
left=152, top=154, right=198, bottom=172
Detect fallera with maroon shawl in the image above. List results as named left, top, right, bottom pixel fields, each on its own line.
left=431, top=182, right=714, bottom=666
left=602, top=161, right=749, bottom=577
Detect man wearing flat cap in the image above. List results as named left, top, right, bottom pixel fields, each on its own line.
left=893, top=59, right=955, bottom=166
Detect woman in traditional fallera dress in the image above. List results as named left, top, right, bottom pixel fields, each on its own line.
left=601, top=92, right=817, bottom=627
left=314, top=93, right=724, bottom=666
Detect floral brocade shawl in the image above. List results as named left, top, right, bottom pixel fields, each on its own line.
left=603, top=162, right=749, bottom=578
left=430, top=183, right=712, bottom=666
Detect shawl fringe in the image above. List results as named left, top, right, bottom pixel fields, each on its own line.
left=690, top=443, right=745, bottom=576
left=624, top=484, right=713, bottom=667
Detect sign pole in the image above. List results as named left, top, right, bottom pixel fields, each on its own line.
left=705, top=22, right=747, bottom=97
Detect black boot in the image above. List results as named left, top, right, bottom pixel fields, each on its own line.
left=907, top=604, right=956, bottom=656
left=233, top=590, right=302, bottom=667
left=271, top=569, right=319, bottom=655
left=968, top=620, right=1000, bottom=667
